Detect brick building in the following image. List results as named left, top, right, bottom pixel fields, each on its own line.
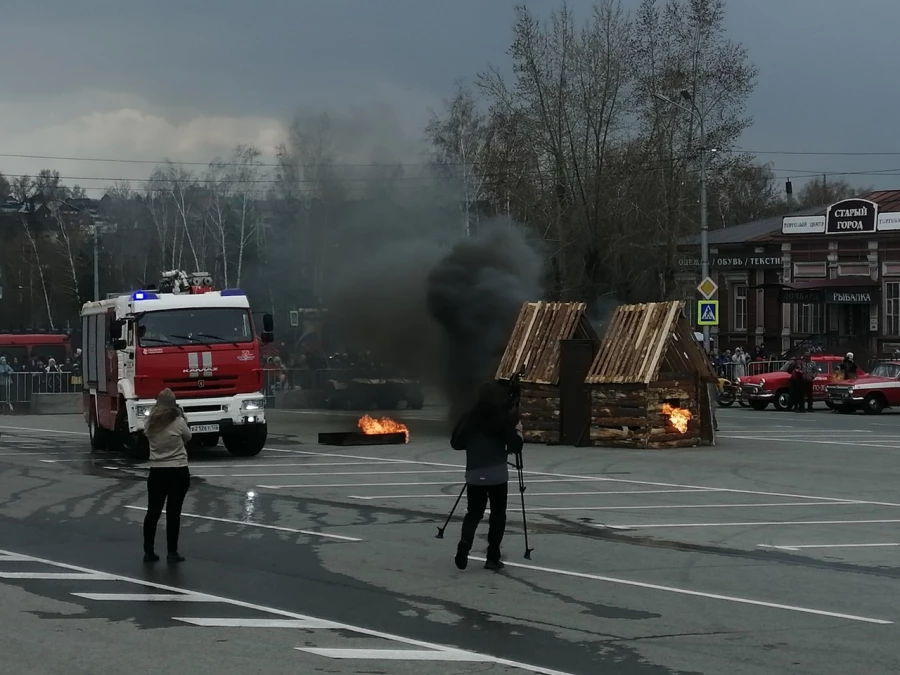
left=676, top=190, right=900, bottom=361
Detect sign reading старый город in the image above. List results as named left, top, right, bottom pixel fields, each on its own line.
left=782, top=199, right=900, bottom=234
left=677, top=255, right=782, bottom=269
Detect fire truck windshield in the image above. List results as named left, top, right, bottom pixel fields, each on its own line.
left=137, top=308, right=253, bottom=347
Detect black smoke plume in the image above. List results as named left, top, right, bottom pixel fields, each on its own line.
left=329, top=223, right=542, bottom=421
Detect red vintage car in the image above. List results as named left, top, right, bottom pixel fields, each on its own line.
left=739, top=355, right=862, bottom=411
left=825, top=361, right=900, bottom=414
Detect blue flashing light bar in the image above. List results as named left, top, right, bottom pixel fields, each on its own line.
left=220, top=289, right=245, bottom=296
left=132, top=291, right=159, bottom=301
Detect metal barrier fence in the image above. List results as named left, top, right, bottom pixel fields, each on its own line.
left=712, top=360, right=787, bottom=381
left=0, top=371, right=82, bottom=411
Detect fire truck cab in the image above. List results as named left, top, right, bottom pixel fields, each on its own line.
left=80, top=271, right=274, bottom=458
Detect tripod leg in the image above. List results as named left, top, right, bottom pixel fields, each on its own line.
left=514, top=453, right=533, bottom=559
left=436, top=484, right=467, bottom=539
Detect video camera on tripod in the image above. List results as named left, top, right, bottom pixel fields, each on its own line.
left=505, top=368, right=524, bottom=410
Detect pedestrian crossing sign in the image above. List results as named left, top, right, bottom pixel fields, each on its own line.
left=697, top=300, right=719, bottom=326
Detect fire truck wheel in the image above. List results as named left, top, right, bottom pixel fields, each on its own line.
left=223, top=425, right=267, bottom=457
left=114, top=406, right=149, bottom=460
left=863, top=394, right=886, bottom=415
left=89, top=414, right=109, bottom=450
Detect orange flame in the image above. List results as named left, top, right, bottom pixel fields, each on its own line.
left=358, top=415, right=410, bottom=443
left=661, top=403, right=692, bottom=434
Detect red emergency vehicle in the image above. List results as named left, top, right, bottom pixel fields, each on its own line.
left=738, top=355, right=862, bottom=410
left=80, top=271, right=274, bottom=458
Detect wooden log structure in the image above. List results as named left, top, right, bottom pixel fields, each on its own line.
left=583, top=301, right=717, bottom=449
left=519, top=383, right=561, bottom=444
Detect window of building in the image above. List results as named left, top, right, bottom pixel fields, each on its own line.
left=828, top=305, right=839, bottom=332
left=733, top=284, right=748, bottom=331
left=885, top=282, right=900, bottom=336
left=794, top=303, right=824, bottom=335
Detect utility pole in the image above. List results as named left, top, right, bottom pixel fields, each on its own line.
left=93, top=221, right=99, bottom=301
left=698, top=110, right=710, bottom=354
left=653, top=90, right=711, bottom=353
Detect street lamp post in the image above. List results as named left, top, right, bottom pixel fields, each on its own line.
left=653, top=90, right=711, bottom=353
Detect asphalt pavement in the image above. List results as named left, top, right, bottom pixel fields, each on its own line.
left=1, top=402, right=899, bottom=674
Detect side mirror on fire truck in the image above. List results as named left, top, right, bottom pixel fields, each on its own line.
left=112, top=338, right=127, bottom=351
left=260, top=313, right=274, bottom=344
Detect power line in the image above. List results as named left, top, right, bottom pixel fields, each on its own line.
left=0, top=151, right=523, bottom=169
left=728, top=148, right=900, bottom=157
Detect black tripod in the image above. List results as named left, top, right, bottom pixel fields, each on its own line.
left=510, top=450, right=534, bottom=559
left=435, top=472, right=533, bottom=559
left=435, top=484, right=467, bottom=539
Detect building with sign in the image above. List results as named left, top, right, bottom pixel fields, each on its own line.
left=676, top=190, right=900, bottom=360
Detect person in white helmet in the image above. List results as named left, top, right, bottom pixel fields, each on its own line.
left=841, top=352, right=858, bottom=380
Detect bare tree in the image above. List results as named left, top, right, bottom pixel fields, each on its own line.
left=229, top=145, right=265, bottom=287
left=49, top=206, right=82, bottom=302
left=426, top=82, right=494, bottom=236
left=19, top=217, right=54, bottom=329
left=796, top=177, right=866, bottom=208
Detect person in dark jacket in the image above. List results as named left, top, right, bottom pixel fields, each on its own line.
left=841, top=352, right=858, bottom=380
left=450, top=380, right=523, bottom=571
left=787, top=355, right=805, bottom=412
left=801, top=353, right=817, bottom=411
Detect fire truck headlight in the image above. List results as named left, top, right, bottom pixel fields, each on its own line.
left=136, top=405, right=152, bottom=418
left=241, top=398, right=266, bottom=412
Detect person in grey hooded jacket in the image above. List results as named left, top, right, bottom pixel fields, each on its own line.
left=450, top=380, right=524, bottom=571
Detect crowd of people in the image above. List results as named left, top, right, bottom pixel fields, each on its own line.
left=0, top=349, right=83, bottom=410
left=708, top=344, right=777, bottom=379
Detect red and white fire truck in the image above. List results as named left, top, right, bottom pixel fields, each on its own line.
left=80, top=270, right=274, bottom=458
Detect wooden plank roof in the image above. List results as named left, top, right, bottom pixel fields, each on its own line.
left=495, top=301, right=597, bottom=385
left=585, top=301, right=717, bottom=384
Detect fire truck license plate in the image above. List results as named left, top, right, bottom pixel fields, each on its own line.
left=190, top=424, right=219, bottom=433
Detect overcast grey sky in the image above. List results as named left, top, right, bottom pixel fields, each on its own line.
left=2, top=0, right=899, bottom=194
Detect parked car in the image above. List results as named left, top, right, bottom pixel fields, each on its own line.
left=825, top=361, right=900, bottom=414
left=739, top=355, right=862, bottom=411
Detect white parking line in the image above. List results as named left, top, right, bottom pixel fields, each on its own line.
left=0, top=425, right=89, bottom=436
left=258, top=478, right=603, bottom=489
left=348, top=489, right=721, bottom=500
left=191, top=461, right=389, bottom=469
left=0, top=572, right=109, bottom=580
left=298, top=648, right=489, bottom=662
left=195, top=469, right=463, bottom=478
left=273, top=448, right=900, bottom=508
left=758, top=543, right=900, bottom=551
left=175, top=617, right=338, bottom=628
left=0, top=452, right=92, bottom=457
left=124, top=506, right=362, bottom=542
left=6, top=424, right=899, bottom=511
left=531, top=501, right=863, bottom=511
left=73, top=593, right=212, bottom=602
left=469, top=557, right=892, bottom=625
left=725, top=435, right=900, bottom=450
left=0, top=548, right=576, bottom=675
left=606, top=519, right=900, bottom=529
